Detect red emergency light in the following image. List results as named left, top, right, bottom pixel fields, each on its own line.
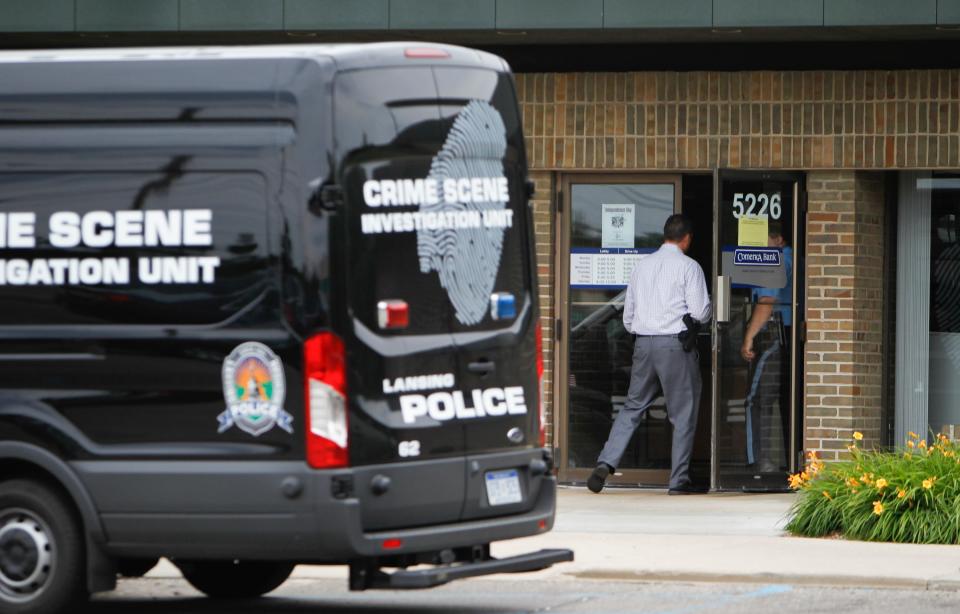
left=404, top=47, right=450, bottom=59
left=377, top=300, right=409, bottom=330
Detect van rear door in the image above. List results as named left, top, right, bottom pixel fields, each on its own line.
left=336, top=60, right=539, bottom=529
left=433, top=67, right=543, bottom=523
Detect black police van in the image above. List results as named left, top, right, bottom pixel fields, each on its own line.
left=0, top=43, right=570, bottom=613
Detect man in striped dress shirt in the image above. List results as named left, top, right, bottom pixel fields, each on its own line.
left=588, top=214, right=712, bottom=495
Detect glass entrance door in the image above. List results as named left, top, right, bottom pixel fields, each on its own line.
left=558, top=176, right=679, bottom=486
left=713, top=171, right=803, bottom=490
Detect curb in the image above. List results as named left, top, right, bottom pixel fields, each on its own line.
left=570, top=569, right=960, bottom=591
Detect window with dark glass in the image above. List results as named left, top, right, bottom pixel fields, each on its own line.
left=0, top=172, right=270, bottom=326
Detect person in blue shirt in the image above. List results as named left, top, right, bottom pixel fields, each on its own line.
left=741, top=223, right=792, bottom=475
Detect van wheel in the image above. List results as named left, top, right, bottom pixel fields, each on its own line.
left=177, top=560, right=294, bottom=599
left=0, top=479, right=86, bottom=614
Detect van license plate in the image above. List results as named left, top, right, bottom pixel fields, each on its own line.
left=485, top=469, right=522, bottom=506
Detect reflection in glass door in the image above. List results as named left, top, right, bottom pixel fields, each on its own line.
left=559, top=176, right=679, bottom=486
left=714, top=171, right=803, bottom=491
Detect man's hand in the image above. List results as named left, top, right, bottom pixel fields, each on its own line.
left=742, top=297, right=773, bottom=362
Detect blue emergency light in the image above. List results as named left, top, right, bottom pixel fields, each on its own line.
left=490, top=292, right=516, bottom=321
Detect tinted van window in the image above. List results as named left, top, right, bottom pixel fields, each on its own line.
left=338, top=67, right=531, bottom=336
left=0, top=172, right=269, bottom=325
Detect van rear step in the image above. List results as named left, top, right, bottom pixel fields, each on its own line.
left=349, top=548, right=574, bottom=590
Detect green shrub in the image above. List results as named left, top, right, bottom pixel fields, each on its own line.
left=785, top=432, right=960, bottom=544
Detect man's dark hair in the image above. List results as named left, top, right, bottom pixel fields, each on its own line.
left=663, top=214, right=693, bottom=242
left=768, top=221, right=784, bottom=239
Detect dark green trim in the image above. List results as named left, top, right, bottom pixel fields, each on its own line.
left=0, top=0, right=73, bottom=33
left=390, top=0, right=494, bottom=30
left=496, top=0, right=603, bottom=29
left=938, top=0, right=960, bottom=24
left=285, top=0, right=389, bottom=30
left=180, top=0, right=283, bottom=31
left=6, top=0, right=960, bottom=37
left=605, top=0, right=712, bottom=28
left=715, top=0, right=822, bottom=27
left=824, top=0, right=936, bottom=26
left=77, top=0, right=178, bottom=32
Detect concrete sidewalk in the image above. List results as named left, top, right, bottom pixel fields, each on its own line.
left=491, top=487, right=960, bottom=590
left=147, top=486, right=960, bottom=590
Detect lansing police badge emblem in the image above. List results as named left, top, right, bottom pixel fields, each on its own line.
left=218, top=342, right=293, bottom=436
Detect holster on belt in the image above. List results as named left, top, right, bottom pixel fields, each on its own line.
left=678, top=313, right=702, bottom=353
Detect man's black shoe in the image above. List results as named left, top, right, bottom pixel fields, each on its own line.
left=668, top=484, right=705, bottom=495
left=587, top=463, right=611, bottom=493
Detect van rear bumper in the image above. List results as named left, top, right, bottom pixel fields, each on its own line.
left=73, top=456, right=559, bottom=563
left=339, top=474, right=557, bottom=560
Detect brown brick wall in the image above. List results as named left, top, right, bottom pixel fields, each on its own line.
left=517, top=70, right=960, bottom=171
left=804, top=171, right=885, bottom=459
left=516, top=69, right=958, bottom=456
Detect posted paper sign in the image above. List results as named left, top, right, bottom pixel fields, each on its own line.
left=737, top=216, right=769, bottom=247
left=601, top=204, right=635, bottom=249
left=570, top=247, right=654, bottom=289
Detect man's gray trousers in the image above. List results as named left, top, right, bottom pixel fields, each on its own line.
left=598, top=335, right=701, bottom=490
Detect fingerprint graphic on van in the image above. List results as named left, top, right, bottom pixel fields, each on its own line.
left=417, top=100, right=509, bottom=325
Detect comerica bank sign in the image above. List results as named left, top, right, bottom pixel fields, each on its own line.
left=734, top=248, right=782, bottom=267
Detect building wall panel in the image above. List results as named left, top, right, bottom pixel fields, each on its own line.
left=714, top=0, right=822, bottom=28
left=77, top=0, right=178, bottom=32
left=390, top=0, right=494, bottom=29
left=284, top=0, right=389, bottom=30
left=180, top=0, right=283, bottom=31
left=496, top=0, right=603, bottom=29
left=824, top=0, right=936, bottom=26
left=0, top=0, right=73, bottom=32
left=604, top=0, right=712, bottom=28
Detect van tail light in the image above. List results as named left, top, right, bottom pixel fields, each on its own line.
left=304, top=332, right=349, bottom=468
left=535, top=323, right=546, bottom=448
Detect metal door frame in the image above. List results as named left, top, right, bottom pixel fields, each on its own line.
left=710, top=170, right=805, bottom=491
left=554, top=172, right=681, bottom=487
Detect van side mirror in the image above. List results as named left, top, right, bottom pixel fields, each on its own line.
left=309, top=180, right=343, bottom=213
left=524, top=179, right=536, bottom=202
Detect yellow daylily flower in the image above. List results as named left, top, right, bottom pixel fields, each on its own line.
left=873, top=501, right=884, bottom=515
left=923, top=478, right=934, bottom=489
left=875, top=478, right=888, bottom=489
left=907, top=440, right=915, bottom=448
left=920, top=440, right=927, bottom=449
left=853, top=431, right=864, bottom=441
left=897, top=489, right=907, bottom=498
left=908, top=431, right=919, bottom=439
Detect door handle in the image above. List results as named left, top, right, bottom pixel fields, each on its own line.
left=467, top=360, right=496, bottom=374
left=715, top=275, right=731, bottom=323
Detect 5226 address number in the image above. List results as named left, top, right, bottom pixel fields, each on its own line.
left=732, top=192, right=782, bottom=220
